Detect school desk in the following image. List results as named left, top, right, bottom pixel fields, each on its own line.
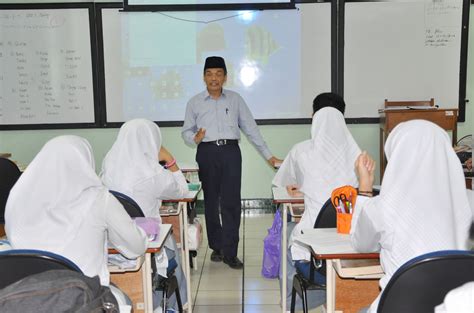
left=162, top=188, right=201, bottom=313
left=178, top=162, right=199, bottom=183
left=379, top=108, right=458, bottom=178
left=272, top=186, right=304, bottom=313
left=0, top=224, right=5, bottom=237
left=109, top=223, right=172, bottom=313
left=296, top=228, right=381, bottom=313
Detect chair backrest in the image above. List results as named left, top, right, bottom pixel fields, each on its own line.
left=313, top=198, right=337, bottom=229
left=384, top=98, right=434, bottom=108
left=0, top=249, right=82, bottom=289
left=377, top=250, right=474, bottom=313
left=0, top=158, right=21, bottom=224
left=110, top=190, right=145, bottom=218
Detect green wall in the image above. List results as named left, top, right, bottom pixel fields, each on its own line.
left=0, top=5, right=472, bottom=199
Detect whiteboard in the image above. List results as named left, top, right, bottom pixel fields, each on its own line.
left=0, top=5, right=97, bottom=127
left=99, top=3, right=331, bottom=123
left=344, top=0, right=464, bottom=119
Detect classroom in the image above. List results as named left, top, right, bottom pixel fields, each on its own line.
left=0, top=0, right=473, bottom=312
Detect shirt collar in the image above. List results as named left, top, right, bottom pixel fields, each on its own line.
left=204, top=89, right=227, bottom=100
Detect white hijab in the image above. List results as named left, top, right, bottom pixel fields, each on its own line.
left=6, top=135, right=104, bottom=250
left=278, top=107, right=361, bottom=260
left=377, top=120, right=471, bottom=263
left=299, top=107, right=360, bottom=203
left=101, top=119, right=168, bottom=216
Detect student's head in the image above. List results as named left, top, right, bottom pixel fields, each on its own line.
left=312, top=92, right=346, bottom=115
left=5, top=135, right=102, bottom=248
left=203, top=56, right=227, bottom=93
left=101, top=119, right=162, bottom=189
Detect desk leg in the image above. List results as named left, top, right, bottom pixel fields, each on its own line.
left=281, top=203, right=290, bottom=313
left=326, top=259, right=336, bottom=313
left=179, top=201, right=193, bottom=313
left=143, top=253, right=153, bottom=313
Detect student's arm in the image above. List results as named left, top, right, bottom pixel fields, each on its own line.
left=272, top=146, right=299, bottom=187
left=350, top=196, right=381, bottom=252
left=105, top=193, right=148, bottom=258
left=150, top=169, right=189, bottom=200
left=351, top=151, right=381, bottom=252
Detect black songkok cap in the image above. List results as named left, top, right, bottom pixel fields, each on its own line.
left=204, top=56, right=227, bottom=74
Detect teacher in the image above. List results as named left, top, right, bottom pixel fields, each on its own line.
left=182, top=56, right=281, bottom=269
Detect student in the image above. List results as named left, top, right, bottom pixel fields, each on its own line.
left=100, top=118, right=188, bottom=309
left=273, top=93, right=361, bottom=310
left=352, top=120, right=472, bottom=313
left=5, top=135, right=147, bottom=297
left=101, top=118, right=188, bottom=218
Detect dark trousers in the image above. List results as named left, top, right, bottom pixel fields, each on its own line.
left=196, top=143, right=242, bottom=258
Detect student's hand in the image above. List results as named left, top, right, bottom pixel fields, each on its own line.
left=355, top=151, right=376, bottom=193
left=159, top=146, right=174, bottom=163
left=267, top=156, right=283, bottom=168
left=286, top=184, right=304, bottom=197
left=466, top=158, right=472, bottom=170
left=194, top=128, right=206, bottom=144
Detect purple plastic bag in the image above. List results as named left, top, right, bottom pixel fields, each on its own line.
left=134, top=217, right=160, bottom=241
left=261, top=209, right=283, bottom=278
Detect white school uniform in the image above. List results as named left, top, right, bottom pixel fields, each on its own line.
left=351, top=120, right=472, bottom=313
left=101, top=119, right=188, bottom=219
left=273, top=107, right=361, bottom=261
left=101, top=119, right=188, bottom=278
left=5, top=135, right=147, bottom=286
left=435, top=282, right=474, bottom=313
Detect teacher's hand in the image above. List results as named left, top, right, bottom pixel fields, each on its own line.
left=194, top=128, right=206, bottom=144
left=267, top=156, right=283, bottom=168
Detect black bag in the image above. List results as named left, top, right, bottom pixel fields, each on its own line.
left=0, top=269, right=119, bottom=313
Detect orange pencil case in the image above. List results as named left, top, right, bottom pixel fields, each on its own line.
left=331, top=185, right=357, bottom=234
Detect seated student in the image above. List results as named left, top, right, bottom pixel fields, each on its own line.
left=5, top=135, right=148, bottom=305
left=272, top=92, right=361, bottom=310
left=100, top=118, right=188, bottom=309
left=352, top=120, right=472, bottom=313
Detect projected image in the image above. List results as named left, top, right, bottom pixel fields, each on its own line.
left=102, top=4, right=331, bottom=122
left=119, top=10, right=300, bottom=121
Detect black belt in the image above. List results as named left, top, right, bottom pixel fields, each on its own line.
left=201, top=139, right=238, bottom=146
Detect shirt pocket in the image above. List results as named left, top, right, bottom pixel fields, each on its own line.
left=224, top=108, right=239, bottom=128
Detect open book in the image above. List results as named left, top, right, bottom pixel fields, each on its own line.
left=334, top=259, right=384, bottom=278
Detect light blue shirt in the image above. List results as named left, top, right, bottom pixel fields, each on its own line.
left=182, top=89, right=272, bottom=160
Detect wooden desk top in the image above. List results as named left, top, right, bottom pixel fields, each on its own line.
left=272, top=186, right=304, bottom=204
left=178, top=162, right=199, bottom=173
left=295, top=228, right=379, bottom=260
left=108, top=224, right=172, bottom=254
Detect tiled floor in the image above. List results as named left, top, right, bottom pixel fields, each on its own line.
left=189, top=211, right=323, bottom=313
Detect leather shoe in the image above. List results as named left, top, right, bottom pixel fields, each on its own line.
left=223, top=256, right=244, bottom=269
left=210, top=250, right=224, bottom=262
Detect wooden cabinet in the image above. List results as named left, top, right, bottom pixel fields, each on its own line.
left=379, top=108, right=458, bottom=178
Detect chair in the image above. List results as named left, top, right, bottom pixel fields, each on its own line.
left=290, top=198, right=337, bottom=313
left=377, top=250, right=474, bottom=313
left=0, top=158, right=21, bottom=224
left=384, top=98, right=434, bottom=108
left=0, top=249, right=81, bottom=289
left=110, top=190, right=145, bottom=217
left=109, top=190, right=183, bottom=312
